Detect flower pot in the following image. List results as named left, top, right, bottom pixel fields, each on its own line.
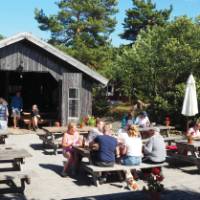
left=80, top=123, right=84, bottom=128
left=187, top=135, right=193, bottom=144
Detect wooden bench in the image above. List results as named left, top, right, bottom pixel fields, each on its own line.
left=81, top=161, right=167, bottom=186
left=22, top=112, right=54, bottom=129
left=0, top=171, right=30, bottom=194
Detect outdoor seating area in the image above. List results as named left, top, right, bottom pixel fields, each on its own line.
left=0, top=144, right=32, bottom=194
left=0, top=121, right=199, bottom=199
left=1, top=1, right=200, bottom=199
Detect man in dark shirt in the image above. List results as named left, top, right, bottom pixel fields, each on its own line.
left=91, top=123, right=118, bottom=167
left=11, top=91, right=23, bottom=128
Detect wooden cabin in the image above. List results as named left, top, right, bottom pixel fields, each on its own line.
left=0, top=32, right=108, bottom=125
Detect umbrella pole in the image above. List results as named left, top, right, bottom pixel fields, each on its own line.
left=186, top=116, right=189, bottom=132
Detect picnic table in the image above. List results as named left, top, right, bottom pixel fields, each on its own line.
left=0, top=130, right=12, bottom=144
left=0, top=148, right=32, bottom=170
left=139, top=125, right=175, bottom=138
left=39, top=126, right=93, bottom=154
left=0, top=146, right=32, bottom=193
left=73, top=146, right=168, bottom=186
left=170, top=139, right=200, bottom=173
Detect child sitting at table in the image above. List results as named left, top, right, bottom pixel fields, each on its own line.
left=31, top=104, right=40, bottom=131
left=61, top=122, right=81, bottom=177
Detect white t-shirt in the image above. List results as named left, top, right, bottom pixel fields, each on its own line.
left=87, top=127, right=103, bottom=143
left=135, top=116, right=150, bottom=127
left=124, top=136, right=143, bottom=157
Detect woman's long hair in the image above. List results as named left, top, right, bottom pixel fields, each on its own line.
left=127, top=125, right=139, bottom=137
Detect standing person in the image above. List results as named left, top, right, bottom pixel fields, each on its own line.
left=120, top=125, right=142, bottom=191
left=11, top=91, right=23, bottom=128
left=0, top=98, right=9, bottom=131
left=87, top=118, right=104, bottom=143
left=31, top=104, right=40, bottom=131
left=61, top=122, right=81, bottom=177
left=126, top=112, right=135, bottom=127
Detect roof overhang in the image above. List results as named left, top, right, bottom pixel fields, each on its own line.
left=0, top=32, right=108, bottom=85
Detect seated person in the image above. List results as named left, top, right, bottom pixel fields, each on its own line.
left=126, top=112, right=135, bottom=128
left=143, top=127, right=166, bottom=163
left=187, top=120, right=200, bottom=138
left=120, top=125, right=142, bottom=190
left=134, top=111, right=150, bottom=128
left=121, top=125, right=142, bottom=165
left=61, top=122, right=81, bottom=177
left=90, top=123, right=118, bottom=167
left=31, top=104, right=40, bottom=131
left=87, top=118, right=104, bottom=143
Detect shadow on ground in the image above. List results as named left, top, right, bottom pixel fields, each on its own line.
left=30, top=143, right=63, bottom=155
left=0, top=193, right=27, bottom=200
left=63, top=189, right=200, bottom=200
left=39, top=163, right=63, bottom=176
left=166, top=158, right=199, bottom=175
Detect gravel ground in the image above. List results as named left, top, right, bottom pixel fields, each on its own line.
left=0, top=133, right=199, bottom=200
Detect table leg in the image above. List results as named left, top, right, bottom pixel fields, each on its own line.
left=13, top=158, right=21, bottom=171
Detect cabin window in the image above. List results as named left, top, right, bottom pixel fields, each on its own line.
left=68, top=88, right=79, bottom=119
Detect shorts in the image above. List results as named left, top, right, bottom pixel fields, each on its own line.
left=63, top=147, right=73, bottom=154
left=121, top=156, right=141, bottom=166
left=12, top=108, right=21, bottom=117
left=0, top=120, right=8, bottom=131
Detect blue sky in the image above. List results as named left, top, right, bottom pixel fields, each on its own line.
left=0, top=0, right=200, bottom=46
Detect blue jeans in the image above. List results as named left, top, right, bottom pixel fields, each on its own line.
left=122, top=156, right=141, bottom=166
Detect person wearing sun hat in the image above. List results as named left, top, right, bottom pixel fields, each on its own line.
left=143, top=127, right=166, bottom=163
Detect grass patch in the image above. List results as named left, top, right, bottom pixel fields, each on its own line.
left=110, top=102, right=132, bottom=120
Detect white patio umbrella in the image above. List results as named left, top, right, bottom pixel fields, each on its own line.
left=181, top=74, right=198, bottom=117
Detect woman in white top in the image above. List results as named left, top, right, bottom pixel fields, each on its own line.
left=121, top=125, right=142, bottom=165
left=120, top=125, right=142, bottom=191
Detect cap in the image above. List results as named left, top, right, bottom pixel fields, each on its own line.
left=140, top=111, right=147, bottom=117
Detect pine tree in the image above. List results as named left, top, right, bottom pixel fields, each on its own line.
left=34, top=0, right=118, bottom=69
left=35, top=0, right=118, bottom=46
left=120, top=0, right=172, bottom=42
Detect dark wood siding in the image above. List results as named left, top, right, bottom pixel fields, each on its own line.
left=0, top=42, right=62, bottom=80
left=61, top=72, right=82, bottom=125
left=0, top=40, right=95, bottom=126
left=81, top=78, right=92, bottom=117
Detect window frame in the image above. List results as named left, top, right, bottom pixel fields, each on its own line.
left=68, top=87, right=80, bottom=120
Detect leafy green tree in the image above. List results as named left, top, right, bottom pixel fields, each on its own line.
left=34, top=0, right=118, bottom=69
left=120, top=0, right=172, bottom=42
left=115, top=16, right=200, bottom=125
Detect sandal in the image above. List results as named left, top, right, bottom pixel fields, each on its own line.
left=126, top=178, right=139, bottom=191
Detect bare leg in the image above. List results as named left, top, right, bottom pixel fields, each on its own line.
left=13, top=116, right=17, bottom=128
left=32, top=117, right=38, bottom=130
left=63, top=152, right=73, bottom=173
left=125, top=170, right=138, bottom=191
